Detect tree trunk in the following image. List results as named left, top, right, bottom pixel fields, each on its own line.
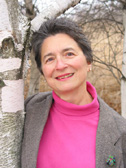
left=27, top=52, right=41, bottom=97
left=0, top=0, right=30, bottom=167
left=31, top=0, right=81, bottom=31
left=24, top=0, right=36, bottom=20
left=121, top=8, right=126, bottom=118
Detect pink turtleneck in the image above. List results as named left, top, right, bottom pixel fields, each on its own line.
left=37, top=81, right=99, bottom=168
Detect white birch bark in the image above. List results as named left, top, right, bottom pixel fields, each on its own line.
left=0, top=0, right=30, bottom=167
left=31, top=0, right=81, bottom=31
left=121, top=9, right=126, bottom=118
left=27, top=0, right=80, bottom=97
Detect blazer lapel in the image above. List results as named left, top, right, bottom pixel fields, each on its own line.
left=24, top=94, right=53, bottom=168
left=96, top=97, right=122, bottom=168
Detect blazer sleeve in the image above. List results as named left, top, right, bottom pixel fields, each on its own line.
left=122, top=134, right=126, bottom=166
left=114, top=113, right=126, bottom=167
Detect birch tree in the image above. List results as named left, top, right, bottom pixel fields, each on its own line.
left=24, top=0, right=36, bottom=20
left=121, top=4, right=126, bottom=118
left=0, top=0, right=29, bottom=167
left=0, top=0, right=81, bottom=167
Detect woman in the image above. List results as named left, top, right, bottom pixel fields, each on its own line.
left=21, top=18, right=126, bottom=168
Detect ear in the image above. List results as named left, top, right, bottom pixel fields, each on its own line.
left=87, top=62, right=92, bottom=72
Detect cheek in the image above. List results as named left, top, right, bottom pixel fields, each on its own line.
left=42, top=66, right=48, bottom=78
left=72, top=59, right=89, bottom=71
left=42, top=65, right=53, bottom=78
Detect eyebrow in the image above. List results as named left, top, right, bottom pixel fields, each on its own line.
left=43, top=47, right=76, bottom=61
left=43, top=53, right=53, bottom=61
left=62, top=47, right=75, bottom=52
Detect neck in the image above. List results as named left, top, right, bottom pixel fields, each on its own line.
left=55, top=83, right=93, bottom=105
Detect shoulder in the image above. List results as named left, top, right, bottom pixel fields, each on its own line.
left=24, top=91, right=52, bottom=110
left=98, top=96, right=126, bottom=133
left=97, top=96, right=126, bottom=166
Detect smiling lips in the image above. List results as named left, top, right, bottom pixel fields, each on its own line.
left=56, top=73, right=74, bottom=80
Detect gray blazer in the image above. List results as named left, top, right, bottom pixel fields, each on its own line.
left=21, top=92, right=126, bottom=168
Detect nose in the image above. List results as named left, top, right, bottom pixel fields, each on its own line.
left=55, top=57, right=68, bottom=70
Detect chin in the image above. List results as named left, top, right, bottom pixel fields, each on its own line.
left=55, top=86, right=76, bottom=95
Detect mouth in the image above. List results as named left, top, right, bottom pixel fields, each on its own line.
left=56, top=73, right=74, bottom=80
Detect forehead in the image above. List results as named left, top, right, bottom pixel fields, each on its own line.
left=43, top=33, right=77, bottom=45
left=41, top=33, right=80, bottom=54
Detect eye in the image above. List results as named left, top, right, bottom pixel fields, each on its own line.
left=66, top=52, right=74, bottom=57
left=45, top=57, right=54, bottom=63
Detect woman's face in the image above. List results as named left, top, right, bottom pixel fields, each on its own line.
left=41, top=33, right=91, bottom=96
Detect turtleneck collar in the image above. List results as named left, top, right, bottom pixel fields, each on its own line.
left=52, top=81, right=99, bottom=116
